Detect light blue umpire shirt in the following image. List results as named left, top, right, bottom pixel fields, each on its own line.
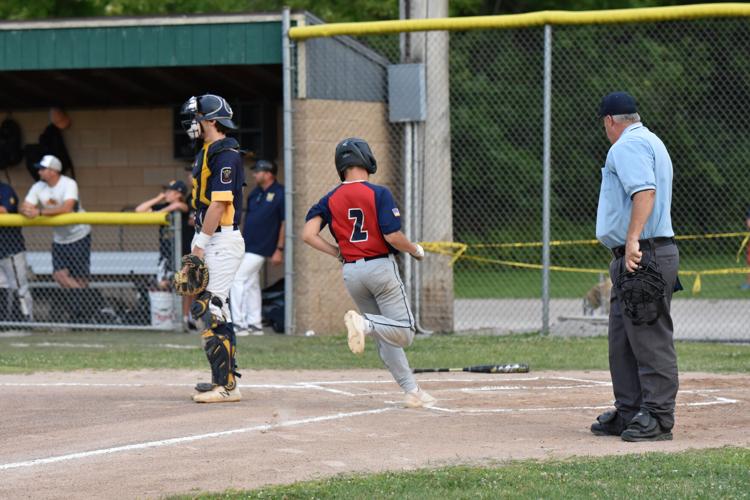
left=596, top=122, right=674, bottom=249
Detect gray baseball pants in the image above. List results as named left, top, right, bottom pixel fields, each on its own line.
left=343, top=255, right=417, bottom=393
left=608, top=242, right=680, bottom=430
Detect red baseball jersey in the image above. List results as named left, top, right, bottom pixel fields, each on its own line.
left=306, top=181, right=401, bottom=261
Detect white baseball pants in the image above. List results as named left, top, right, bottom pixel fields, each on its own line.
left=230, top=252, right=265, bottom=329
left=192, top=229, right=245, bottom=322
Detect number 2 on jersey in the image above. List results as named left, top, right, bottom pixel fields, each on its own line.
left=348, top=208, right=369, bottom=242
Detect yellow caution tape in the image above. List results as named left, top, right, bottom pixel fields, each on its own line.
left=692, top=274, right=702, bottom=294
left=736, top=233, right=750, bottom=263
left=420, top=238, right=750, bottom=295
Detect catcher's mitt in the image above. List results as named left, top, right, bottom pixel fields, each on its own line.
left=614, top=259, right=667, bottom=326
left=173, top=254, right=209, bottom=296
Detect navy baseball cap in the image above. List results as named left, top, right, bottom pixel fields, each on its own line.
left=598, top=91, right=638, bottom=117
left=164, top=179, right=188, bottom=196
left=252, top=159, right=277, bottom=175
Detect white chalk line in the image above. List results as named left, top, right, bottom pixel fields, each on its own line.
left=0, top=406, right=393, bottom=472
left=552, top=376, right=611, bottom=385
left=10, top=342, right=107, bottom=348
left=460, top=383, right=612, bottom=393
left=425, top=395, right=740, bottom=415
left=0, top=376, right=543, bottom=389
left=8, top=342, right=196, bottom=350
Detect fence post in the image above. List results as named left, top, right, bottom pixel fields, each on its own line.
left=172, top=210, right=183, bottom=333
left=541, top=24, right=553, bottom=335
left=282, top=7, right=295, bottom=336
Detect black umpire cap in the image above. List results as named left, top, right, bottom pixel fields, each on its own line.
left=598, top=91, right=638, bottom=117
left=252, top=159, right=277, bottom=176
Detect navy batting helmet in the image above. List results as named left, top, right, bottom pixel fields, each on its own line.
left=181, top=94, right=237, bottom=139
left=335, top=137, right=376, bottom=181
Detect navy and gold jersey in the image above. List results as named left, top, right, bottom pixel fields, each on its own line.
left=190, top=137, right=244, bottom=229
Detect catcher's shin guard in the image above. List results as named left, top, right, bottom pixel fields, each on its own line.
left=201, top=323, right=240, bottom=390
left=190, top=291, right=223, bottom=329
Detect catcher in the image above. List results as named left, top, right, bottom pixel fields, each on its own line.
left=174, top=94, right=245, bottom=403
left=591, top=92, right=681, bottom=442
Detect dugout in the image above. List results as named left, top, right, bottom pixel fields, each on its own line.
left=0, top=13, right=290, bottom=327
left=0, top=11, right=406, bottom=333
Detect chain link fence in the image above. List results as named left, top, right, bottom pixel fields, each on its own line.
left=0, top=213, right=183, bottom=331
left=290, top=11, right=750, bottom=340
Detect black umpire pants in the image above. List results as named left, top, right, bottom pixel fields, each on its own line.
left=607, top=241, right=680, bottom=430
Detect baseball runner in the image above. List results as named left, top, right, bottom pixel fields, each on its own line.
left=302, top=137, right=436, bottom=408
left=178, top=94, right=245, bottom=403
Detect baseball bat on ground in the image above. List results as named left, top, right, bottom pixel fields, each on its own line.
left=413, top=363, right=530, bottom=374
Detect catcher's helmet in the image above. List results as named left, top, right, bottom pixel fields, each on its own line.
left=335, top=137, right=376, bottom=181
left=181, top=94, right=237, bottom=139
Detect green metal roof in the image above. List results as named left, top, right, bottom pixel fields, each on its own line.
left=0, top=17, right=282, bottom=71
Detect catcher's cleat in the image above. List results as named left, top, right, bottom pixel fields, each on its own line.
left=344, top=310, right=366, bottom=354
left=404, top=388, right=436, bottom=408
left=590, top=410, right=628, bottom=436
left=620, top=411, right=673, bottom=442
left=193, top=385, right=242, bottom=403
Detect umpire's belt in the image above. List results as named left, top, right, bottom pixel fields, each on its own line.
left=196, top=224, right=239, bottom=234
left=344, top=253, right=390, bottom=264
left=612, top=236, right=675, bottom=259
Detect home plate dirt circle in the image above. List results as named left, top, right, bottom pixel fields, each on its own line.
left=0, top=369, right=747, bottom=498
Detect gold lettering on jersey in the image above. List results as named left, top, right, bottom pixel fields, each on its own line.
left=199, top=145, right=211, bottom=205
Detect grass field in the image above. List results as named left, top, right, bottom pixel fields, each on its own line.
left=1, top=330, right=748, bottom=374
left=454, top=254, right=750, bottom=299
left=177, top=447, right=750, bottom=499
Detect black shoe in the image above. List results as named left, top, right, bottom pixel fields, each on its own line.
left=590, top=410, right=628, bottom=436
left=621, top=411, right=673, bottom=442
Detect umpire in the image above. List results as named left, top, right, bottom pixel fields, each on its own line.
left=591, top=91, right=680, bottom=442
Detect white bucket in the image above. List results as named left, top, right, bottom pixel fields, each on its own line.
left=149, top=291, right=174, bottom=330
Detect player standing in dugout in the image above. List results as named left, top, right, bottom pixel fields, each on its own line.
left=178, top=94, right=245, bottom=403
left=302, top=137, right=436, bottom=408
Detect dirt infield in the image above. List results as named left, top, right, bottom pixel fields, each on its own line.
left=1, top=369, right=748, bottom=499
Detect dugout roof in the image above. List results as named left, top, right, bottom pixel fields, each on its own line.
left=0, top=13, right=294, bottom=108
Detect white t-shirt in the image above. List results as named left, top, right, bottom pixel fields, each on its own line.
left=25, top=175, right=91, bottom=244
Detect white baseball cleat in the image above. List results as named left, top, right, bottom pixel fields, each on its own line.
left=404, top=388, right=437, bottom=408
left=193, top=385, right=242, bottom=403
left=344, top=310, right=366, bottom=354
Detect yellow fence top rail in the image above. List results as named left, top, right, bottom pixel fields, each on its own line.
left=0, top=212, right=169, bottom=227
left=290, top=3, right=750, bottom=40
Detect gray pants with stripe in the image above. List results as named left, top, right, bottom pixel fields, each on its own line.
left=343, top=255, right=417, bottom=393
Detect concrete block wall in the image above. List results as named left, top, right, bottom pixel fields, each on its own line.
left=292, top=99, right=397, bottom=335
left=3, top=108, right=189, bottom=213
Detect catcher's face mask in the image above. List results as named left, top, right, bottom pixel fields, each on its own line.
left=614, top=257, right=667, bottom=326
left=181, top=96, right=202, bottom=140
